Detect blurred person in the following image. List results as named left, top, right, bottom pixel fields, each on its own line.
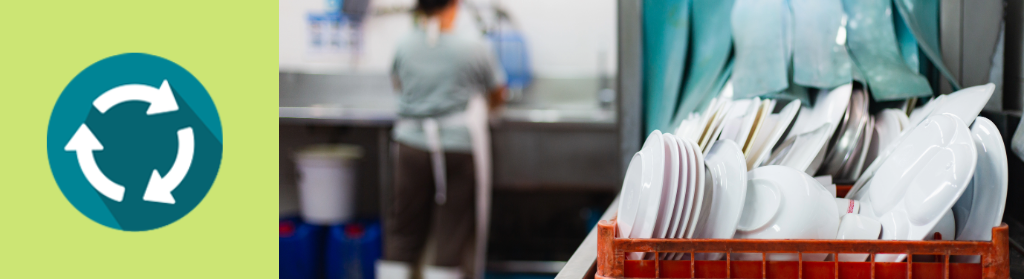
left=376, top=0, right=506, bottom=278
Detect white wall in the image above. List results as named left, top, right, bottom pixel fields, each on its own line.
left=279, top=0, right=617, bottom=78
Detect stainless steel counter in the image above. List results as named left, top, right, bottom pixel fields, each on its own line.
left=279, top=72, right=617, bottom=126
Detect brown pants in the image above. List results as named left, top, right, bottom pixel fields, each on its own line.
left=384, top=143, right=476, bottom=267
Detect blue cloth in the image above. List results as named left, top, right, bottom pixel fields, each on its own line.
left=893, top=0, right=960, bottom=90
left=790, top=0, right=852, bottom=88
left=731, top=0, right=789, bottom=99
left=843, top=0, right=932, bottom=101
left=672, top=0, right=735, bottom=127
left=643, top=0, right=691, bottom=133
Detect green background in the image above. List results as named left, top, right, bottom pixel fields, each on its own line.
left=0, top=1, right=277, bottom=277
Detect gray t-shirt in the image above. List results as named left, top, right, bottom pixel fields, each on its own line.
left=391, top=29, right=505, bottom=153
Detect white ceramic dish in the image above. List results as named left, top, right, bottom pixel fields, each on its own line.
left=866, top=109, right=903, bottom=168
left=742, top=99, right=773, bottom=155
left=821, top=89, right=868, bottom=178
left=698, top=99, right=730, bottom=151
left=734, top=165, right=839, bottom=261
left=909, top=83, right=995, bottom=127
left=750, top=100, right=801, bottom=169
left=674, top=137, right=698, bottom=239
left=859, top=114, right=976, bottom=262
left=843, top=116, right=874, bottom=181
left=616, top=152, right=644, bottom=238
left=703, top=101, right=734, bottom=154
left=835, top=198, right=861, bottom=218
left=664, top=135, right=690, bottom=243
left=653, top=133, right=682, bottom=239
left=788, top=84, right=852, bottom=138
left=846, top=111, right=919, bottom=199
left=668, top=137, right=702, bottom=260
left=735, top=98, right=762, bottom=150
left=836, top=213, right=882, bottom=262
left=694, top=140, right=748, bottom=260
left=951, top=117, right=1008, bottom=263
left=627, top=131, right=669, bottom=260
left=767, top=124, right=832, bottom=173
left=719, top=98, right=759, bottom=145
left=908, top=95, right=942, bottom=128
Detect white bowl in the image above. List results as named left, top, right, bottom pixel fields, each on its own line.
left=835, top=213, right=882, bottom=262
left=734, top=165, right=840, bottom=261
left=835, top=198, right=860, bottom=218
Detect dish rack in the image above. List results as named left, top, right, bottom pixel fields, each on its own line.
left=596, top=186, right=1011, bottom=279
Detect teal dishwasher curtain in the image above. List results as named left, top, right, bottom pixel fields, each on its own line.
left=643, top=0, right=691, bottom=133
left=671, top=0, right=735, bottom=128
left=843, top=0, right=932, bottom=101
left=894, top=10, right=920, bottom=71
left=731, top=0, right=789, bottom=99
left=790, top=0, right=852, bottom=89
left=893, top=0, right=961, bottom=90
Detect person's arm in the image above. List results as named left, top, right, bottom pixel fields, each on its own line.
left=390, top=53, right=402, bottom=92
left=487, top=86, right=506, bottom=110
left=478, top=43, right=507, bottom=111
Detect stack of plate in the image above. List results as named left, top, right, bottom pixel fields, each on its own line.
left=622, top=82, right=1007, bottom=264
left=616, top=131, right=749, bottom=260
left=674, top=83, right=803, bottom=171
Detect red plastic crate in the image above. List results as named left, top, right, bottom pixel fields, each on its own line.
left=595, top=220, right=1010, bottom=278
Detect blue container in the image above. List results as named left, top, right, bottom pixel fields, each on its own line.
left=281, top=218, right=328, bottom=279
left=325, top=221, right=382, bottom=279
left=487, top=30, right=533, bottom=91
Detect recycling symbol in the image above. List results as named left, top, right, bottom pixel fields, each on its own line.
left=66, top=80, right=193, bottom=204
left=48, top=53, right=222, bottom=231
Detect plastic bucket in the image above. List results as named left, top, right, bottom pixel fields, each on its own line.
left=296, top=144, right=362, bottom=225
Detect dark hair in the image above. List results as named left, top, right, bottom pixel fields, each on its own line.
left=414, top=0, right=454, bottom=16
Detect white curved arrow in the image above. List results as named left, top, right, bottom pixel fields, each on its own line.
left=142, top=127, right=194, bottom=204
left=93, top=79, right=178, bottom=115
left=65, top=124, right=125, bottom=202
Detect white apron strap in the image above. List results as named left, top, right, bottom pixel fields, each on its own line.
left=464, top=94, right=491, bottom=279
left=421, top=118, right=448, bottom=205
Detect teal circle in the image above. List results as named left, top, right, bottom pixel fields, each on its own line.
left=47, top=53, right=223, bottom=231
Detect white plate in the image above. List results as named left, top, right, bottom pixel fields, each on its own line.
left=866, top=109, right=903, bottom=168
left=742, top=99, right=772, bottom=155
left=821, top=89, right=868, bottom=178
left=697, top=99, right=728, bottom=149
left=665, top=136, right=692, bottom=240
left=951, top=117, right=1008, bottom=262
left=767, top=124, right=831, bottom=173
left=703, top=101, right=734, bottom=154
left=842, top=116, right=874, bottom=181
left=653, top=133, right=682, bottom=239
left=684, top=139, right=708, bottom=239
left=694, top=140, right=748, bottom=260
left=859, top=114, right=976, bottom=262
left=735, top=98, right=762, bottom=149
left=788, top=84, right=852, bottom=138
left=670, top=137, right=701, bottom=260
left=908, top=95, right=941, bottom=127
left=627, top=131, right=668, bottom=259
left=909, top=83, right=995, bottom=127
left=719, top=98, right=760, bottom=146
left=735, top=165, right=839, bottom=261
left=750, top=100, right=801, bottom=169
left=616, top=152, right=644, bottom=238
